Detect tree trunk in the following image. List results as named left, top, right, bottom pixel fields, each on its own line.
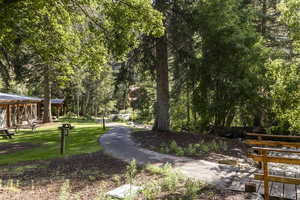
left=261, top=0, right=267, bottom=36
left=43, top=65, right=52, bottom=123
left=102, top=104, right=106, bottom=130
left=186, top=85, right=190, bottom=129
left=77, top=92, right=80, bottom=118
left=84, top=91, right=90, bottom=116
left=153, top=33, right=170, bottom=131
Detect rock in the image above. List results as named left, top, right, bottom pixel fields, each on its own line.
left=245, top=182, right=256, bottom=192
left=106, top=184, right=142, bottom=199
left=218, top=159, right=238, bottom=166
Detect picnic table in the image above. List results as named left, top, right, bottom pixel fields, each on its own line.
left=0, top=128, right=15, bottom=139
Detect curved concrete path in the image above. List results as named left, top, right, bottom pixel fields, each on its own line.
left=99, top=124, right=257, bottom=189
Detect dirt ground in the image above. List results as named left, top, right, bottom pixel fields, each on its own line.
left=0, top=151, right=251, bottom=200
left=131, top=130, right=251, bottom=163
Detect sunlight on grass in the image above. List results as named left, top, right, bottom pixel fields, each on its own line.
left=0, top=120, right=107, bottom=165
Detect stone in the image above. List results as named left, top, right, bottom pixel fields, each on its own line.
left=245, top=182, right=257, bottom=193
left=218, top=159, right=238, bottom=166
left=106, top=184, right=142, bottom=199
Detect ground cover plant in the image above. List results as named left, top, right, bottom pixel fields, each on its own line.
left=0, top=119, right=106, bottom=165
left=132, top=130, right=250, bottom=165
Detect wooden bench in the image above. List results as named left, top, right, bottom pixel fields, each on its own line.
left=245, top=133, right=300, bottom=200
left=0, top=129, right=15, bottom=139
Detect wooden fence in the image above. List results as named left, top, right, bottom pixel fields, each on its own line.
left=245, top=133, right=300, bottom=200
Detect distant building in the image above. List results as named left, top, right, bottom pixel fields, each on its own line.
left=0, top=93, right=65, bottom=128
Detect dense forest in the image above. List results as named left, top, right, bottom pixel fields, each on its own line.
left=1, top=0, right=300, bottom=133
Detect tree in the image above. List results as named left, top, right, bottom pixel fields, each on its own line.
left=0, top=0, right=164, bottom=122
left=152, top=0, right=170, bottom=131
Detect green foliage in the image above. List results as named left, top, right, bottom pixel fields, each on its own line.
left=0, top=0, right=164, bottom=121
left=184, top=179, right=203, bottom=199
left=189, top=0, right=266, bottom=127
left=126, top=159, right=137, bottom=185
left=266, top=59, right=300, bottom=132
left=160, top=139, right=229, bottom=157
left=141, top=181, right=161, bottom=200
left=146, top=163, right=173, bottom=176
left=279, top=0, right=300, bottom=45
left=160, top=171, right=182, bottom=193
left=1, top=0, right=300, bottom=134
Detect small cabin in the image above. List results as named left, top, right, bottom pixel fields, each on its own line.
left=0, top=92, right=65, bottom=128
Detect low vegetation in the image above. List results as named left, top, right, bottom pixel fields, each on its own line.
left=0, top=157, right=245, bottom=200
left=132, top=130, right=248, bottom=162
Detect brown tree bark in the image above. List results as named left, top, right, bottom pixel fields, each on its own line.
left=43, top=65, right=52, bottom=123
left=153, top=33, right=170, bottom=131
left=261, top=0, right=267, bottom=36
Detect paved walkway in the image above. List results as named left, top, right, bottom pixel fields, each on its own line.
left=99, top=124, right=257, bottom=189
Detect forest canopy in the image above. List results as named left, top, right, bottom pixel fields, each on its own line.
left=0, top=0, right=300, bottom=133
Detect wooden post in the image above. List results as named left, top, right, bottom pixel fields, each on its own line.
left=6, top=105, right=11, bottom=128
left=56, top=105, right=60, bottom=119
left=262, top=149, right=269, bottom=200
left=30, top=104, right=33, bottom=120
left=16, top=104, right=19, bottom=124
left=258, top=136, right=263, bottom=169
left=64, top=104, right=67, bottom=116
left=60, top=129, right=65, bottom=155
left=11, top=105, right=15, bottom=126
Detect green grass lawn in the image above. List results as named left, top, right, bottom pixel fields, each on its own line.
left=0, top=119, right=107, bottom=165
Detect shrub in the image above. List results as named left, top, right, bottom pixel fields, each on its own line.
left=184, top=179, right=203, bottom=199
left=185, top=144, right=197, bottom=155
left=126, top=160, right=137, bottom=185
left=199, top=144, right=209, bottom=153
left=175, top=147, right=185, bottom=156
left=169, top=140, right=179, bottom=152
left=141, top=181, right=161, bottom=200
left=146, top=163, right=172, bottom=175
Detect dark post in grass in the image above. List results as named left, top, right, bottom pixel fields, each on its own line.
left=60, top=130, right=65, bottom=154
left=58, top=123, right=74, bottom=155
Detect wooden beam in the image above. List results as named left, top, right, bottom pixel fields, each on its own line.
left=246, top=132, right=300, bottom=139
left=255, top=174, right=300, bottom=185
left=262, top=150, right=269, bottom=200
left=245, top=139, right=300, bottom=148
left=249, top=154, right=300, bottom=165
left=251, top=147, right=300, bottom=154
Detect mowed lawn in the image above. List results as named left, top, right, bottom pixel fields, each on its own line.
left=0, top=119, right=107, bottom=165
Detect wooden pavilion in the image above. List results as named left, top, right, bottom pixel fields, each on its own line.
left=0, top=93, right=65, bottom=128
left=50, top=99, right=66, bottom=119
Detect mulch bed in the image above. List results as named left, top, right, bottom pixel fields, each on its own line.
left=0, top=152, right=128, bottom=200
left=0, top=143, right=40, bottom=155
left=0, top=151, right=252, bottom=199
left=131, top=130, right=249, bottom=162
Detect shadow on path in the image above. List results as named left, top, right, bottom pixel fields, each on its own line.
left=99, top=124, right=257, bottom=189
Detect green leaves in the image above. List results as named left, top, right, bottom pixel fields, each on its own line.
left=266, top=59, right=300, bottom=132
left=0, top=0, right=164, bottom=97
left=187, top=0, right=265, bottom=127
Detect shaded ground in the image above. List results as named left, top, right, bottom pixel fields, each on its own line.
left=0, top=143, right=39, bottom=155
left=0, top=151, right=248, bottom=200
left=0, top=152, right=127, bottom=200
left=132, top=130, right=250, bottom=163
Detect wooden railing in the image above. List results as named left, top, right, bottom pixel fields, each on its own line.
left=245, top=133, right=300, bottom=200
